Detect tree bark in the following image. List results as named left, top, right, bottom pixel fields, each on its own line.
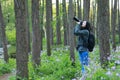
left=68, top=0, right=75, bottom=65
left=77, top=0, right=82, bottom=19
left=56, top=0, right=61, bottom=44
left=83, top=0, right=90, bottom=20
left=0, top=3, right=9, bottom=63
left=40, top=0, right=44, bottom=50
left=46, top=0, right=52, bottom=56
left=31, top=0, right=41, bottom=66
left=0, top=29, right=2, bottom=47
left=50, top=0, right=54, bottom=45
left=62, top=0, right=68, bottom=45
left=14, top=0, right=28, bottom=79
left=97, top=0, right=110, bottom=68
left=111, top=0, right=117, bottom=51
left=118, top=0, right=120, bottom=43
left=26, top=0, right=31, bottom=53
left=91, top=0, right=97, bottom=34
left=74, top=0, right=76, bottom=16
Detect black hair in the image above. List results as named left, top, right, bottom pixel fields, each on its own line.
left=85, top=21, right=91, bottom=31
left=81, top=21, right=91, bottom=31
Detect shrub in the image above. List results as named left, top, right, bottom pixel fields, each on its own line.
left=28, top=46, right=81, bottom=80
left=8, top=46, right=16, bottom=58
left=0, top=59, right=15, bottom=76
left=6, top=26, right=16, bottom=46
left=0, top=64, right=11, bottom=75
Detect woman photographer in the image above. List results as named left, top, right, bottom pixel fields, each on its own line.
left=74, top=20, right=91, bottom=75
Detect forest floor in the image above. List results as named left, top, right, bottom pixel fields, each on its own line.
left=0, top=45, right=120, bottom=80
left=0, top=73, right=14, bottom=80
left=0, top=45, right=14, bottom=80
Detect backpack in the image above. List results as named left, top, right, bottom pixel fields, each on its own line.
left=87, top=31, right=95, bottom=52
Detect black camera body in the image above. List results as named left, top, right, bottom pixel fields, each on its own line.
left=73, top=16, right=83, bottom=25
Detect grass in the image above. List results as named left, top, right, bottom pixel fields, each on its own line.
left=8, top=45, right=16, bottom=58
left=0, top=59, right=16, bottom=76
left=0, top=45, right=120, bottom=80
left=28, top=46, right=81, bottom=80
left=86, top=45, right=120, bottom=80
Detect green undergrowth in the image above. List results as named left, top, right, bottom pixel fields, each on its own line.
left=1, top=45, right=120, bottom=80
left=86, top=45, right=120, bottom=80
left=28, top=46, right=81, bottom=80
left=8, top=45, right=16, bottom=58
left=0, top=59, right=16, bottom=76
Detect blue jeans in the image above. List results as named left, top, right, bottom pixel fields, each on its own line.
left=79, top=51, right=89, bottom=74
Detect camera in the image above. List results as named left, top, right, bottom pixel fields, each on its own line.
left=73, top=16, right=83, bottom=25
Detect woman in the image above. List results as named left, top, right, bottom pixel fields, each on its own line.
left=74, top=20, right=91, bottom=74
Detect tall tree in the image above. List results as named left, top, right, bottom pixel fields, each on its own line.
left=14, top=0, right=28, bottom=79
left=46, top=0, right=52, bottom=56
left=40, top=0, right=44, bottom=50
left=0, top=2, right=9, bottom=63
left=83, top=0, right=90, bottom=20
left=97, top=0, right=110, bottom=68
left=0, top=2, right=2, bottom=47
left=111, top=0, right=117, bottom=50
left=118, top=0, right=120, bottom=43
left=56, top=0, right=61, bottom=44
left=31, top=0, right=41, bottom=66
left=74, top=0, right=76, bottom=16
left=77, top=0, right=82, bottom=19
left=62, top=0, right=68, bottom=45
left=26, top=0, right=31, bottom=53
left=50, top=0, right=54, bottom=45
left=91, top=0, right=97, bottom=34
left=68, top=0, right=75, bottom=65
left=0, top=29, right=2, bottom=47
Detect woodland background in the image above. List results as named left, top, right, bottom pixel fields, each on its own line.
left=0, top=0, right=120, bottom=80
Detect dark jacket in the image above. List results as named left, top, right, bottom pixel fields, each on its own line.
left=74, top=24, right=89, bottom=52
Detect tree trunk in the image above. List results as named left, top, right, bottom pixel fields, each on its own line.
left=91, top=0, right=97, bottom=34
left=31, top=0, right=41, bottom=66
left=0, top=29, right=2, bottom=47
left=50, top=0, right=54, bottom=45
left=62, top=0, right=68, bottom=45
left=68, top=0, right=75, bottom=65
left=0, top=3, right=9, bottom=63
left=118, top=0, right=120, bottom=43
left=77, top=0, right=82, bottom=19
left=97, top=0, right=110, bottom=69
left=46, top=0, right=52, bottom=56
left=14, top=0, right=28, bottom=79
left=56, top=0, right=61, bottom=44
left=26, top=0, right=31, bottom=53
left=74, top=0, right=76, bottom=16
left=111, top=0, right=117, bottom=51
left=40, top=0, right=44, bottom=50
left=83, top=0, right=90, bottom=20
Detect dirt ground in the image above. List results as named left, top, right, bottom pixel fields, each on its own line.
left=0, top=73, right=14, bottom=80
